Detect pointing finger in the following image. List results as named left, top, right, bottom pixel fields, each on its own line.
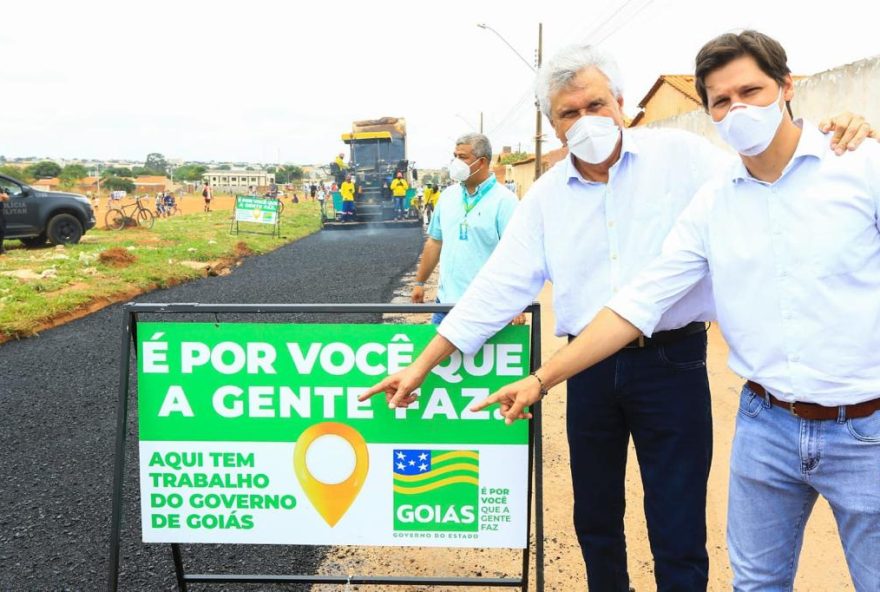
left=359, top=377, right=392, bottom=401
left=469, top=392, right=501, bottom=412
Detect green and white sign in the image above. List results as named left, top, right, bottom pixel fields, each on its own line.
left=233, top=196, right=279, bottom=224
left=137, top=323, right=530, bottom=548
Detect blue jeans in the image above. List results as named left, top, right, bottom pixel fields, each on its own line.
left=729, top=385, right=880, bottom=591
left=431, top=298, right=447, bottom=325
left=393, top=196, right=405, bottom=217
left=566, top=330, right=712, bottom=591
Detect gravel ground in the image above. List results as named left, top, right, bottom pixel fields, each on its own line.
left=0, top=226, right=424, bottom=592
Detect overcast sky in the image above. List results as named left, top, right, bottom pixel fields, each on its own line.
left=2, top=0, right=877, bottom=168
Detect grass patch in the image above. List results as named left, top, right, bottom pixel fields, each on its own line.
left=0, top=201, right=322, bottom=340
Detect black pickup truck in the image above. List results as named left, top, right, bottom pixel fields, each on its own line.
left=0, top=173, right=96, bottom=246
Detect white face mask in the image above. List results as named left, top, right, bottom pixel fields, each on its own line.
left=449, top=157, right=481, bottom=182
left=713, top=89, right=784, bottom=156
left=564, top=115, right=621, bottom=165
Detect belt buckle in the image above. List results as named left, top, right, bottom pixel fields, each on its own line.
left=637, top=335, right=646, bottom=348
left=789, top=401, right=800, bottom=417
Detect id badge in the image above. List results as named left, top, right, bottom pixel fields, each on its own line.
left=458, top=220, right=469, bottom=241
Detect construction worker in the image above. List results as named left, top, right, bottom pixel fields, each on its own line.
left=333, top=152, right=348, bottom=186
left=389, top=171, right=409, bottom=220
left=423, top=183, right=438, bottom=225
left=340, top=173, right=356, bottom=222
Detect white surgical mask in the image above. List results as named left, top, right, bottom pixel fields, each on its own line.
left=565, top=115, right=621, bottom=165
left=449, top=157, right=480, bottom=182
left=713, top=89, right=784, bottom=156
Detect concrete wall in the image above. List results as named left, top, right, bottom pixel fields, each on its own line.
left=639, top=83, right=701, bottom=126
left=647, top=56, right=880, bottom=150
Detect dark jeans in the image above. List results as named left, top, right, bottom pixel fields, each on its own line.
left=566, top=330, right=712, bottom=592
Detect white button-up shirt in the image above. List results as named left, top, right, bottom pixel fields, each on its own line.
left=439, top=127, right=728, bottom=355
left=609, top=122, right=880, bottom=406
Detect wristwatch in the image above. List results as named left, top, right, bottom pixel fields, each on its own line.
left=413, top=281, right=426, bottom=287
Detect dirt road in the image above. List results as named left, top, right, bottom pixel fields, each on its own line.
left=315, top=283, right=853, bottom=591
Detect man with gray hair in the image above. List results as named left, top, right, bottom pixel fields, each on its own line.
left=410, top=133, right=519, bottom=324
left=363, top=45, right=870, bottom=591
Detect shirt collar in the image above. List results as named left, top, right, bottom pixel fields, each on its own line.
left=461, top=172, right=496, bottom=197
left=565, top=129, right=639, bottom=184
left=730, top=119, right=825, bottom=183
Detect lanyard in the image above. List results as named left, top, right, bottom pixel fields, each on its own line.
left=461, top=176, right=496, bottom=216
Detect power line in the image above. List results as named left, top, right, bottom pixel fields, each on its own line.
left=568, top=0, right=642, bottom=46
left=591, top=0, right=657, bottom=46
left=486, top=86, right=536, bottom=137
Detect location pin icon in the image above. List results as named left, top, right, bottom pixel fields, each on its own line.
left=293, top=422, right=369, bottom=527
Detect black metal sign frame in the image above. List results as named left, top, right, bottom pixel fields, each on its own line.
left=107, top=302, right=544, bottom=591
left=229, top=195, right=282, bottom=237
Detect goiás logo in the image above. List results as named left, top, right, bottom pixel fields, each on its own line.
left=393, top=449, right=478, bottom=532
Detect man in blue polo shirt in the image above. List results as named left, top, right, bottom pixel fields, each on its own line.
left=411, top=133, right=520, bottom=324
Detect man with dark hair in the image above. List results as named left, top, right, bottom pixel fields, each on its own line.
left=202, top=181, right=213, bottom=213
left=0, top=189, right=7, bottom=254
left=471, top=30, right=880, bottom=591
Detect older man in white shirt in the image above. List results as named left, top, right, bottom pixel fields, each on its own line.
left=362, top=43, right=872, bottom=591
left=476, top=31, right=880, bottom=591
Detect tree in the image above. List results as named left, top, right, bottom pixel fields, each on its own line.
left=274, top=165, right=304, bottom=183
left=217, top=164, right=231, bottom=170
left=0, top=165, right=32, bottom=183
left=59, top=164, right=90, bottom=190
left=103, top=176, right=135, bottom=193
left=499, top=151, right=530, bottom=165
left=144, top=153, right=168, bottom=176
left=101, top=166, right=133, bottom=178
left=26, top=160, right=62, bottom=179
left=173, top=164, right=207, bottom=182
left=61, top=164, right=89, bottom=179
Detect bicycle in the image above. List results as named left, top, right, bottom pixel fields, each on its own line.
left=105, top=195, right=156, bottom=230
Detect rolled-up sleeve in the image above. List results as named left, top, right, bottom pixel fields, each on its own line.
left=427, top=194, right=443, bottom=241
left=438, top=196, right=548, bottom=354
left=607, top=185, right=713, bottom=337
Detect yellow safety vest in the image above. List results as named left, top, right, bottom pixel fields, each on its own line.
left=390, top=178, right=409, bottom=197
left=340, top=181, right=355, bottom=201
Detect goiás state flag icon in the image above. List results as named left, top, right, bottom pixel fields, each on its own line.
left=392, top=449, right=479, bottom=532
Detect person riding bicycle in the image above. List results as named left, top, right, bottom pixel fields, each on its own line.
left=163, top=192, right=176, bottom=215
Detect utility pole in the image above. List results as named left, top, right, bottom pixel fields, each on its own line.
left=534, top=22, right=543, bottom=181
left=476, top=22, right=542, bottom=179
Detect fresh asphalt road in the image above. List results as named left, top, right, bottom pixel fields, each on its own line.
left=0, top=226, right=424, bottom=591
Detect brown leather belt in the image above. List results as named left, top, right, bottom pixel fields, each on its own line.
left=624, top=321, right=706, bottom=349
left=746, top=381, right=880, bottom=420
